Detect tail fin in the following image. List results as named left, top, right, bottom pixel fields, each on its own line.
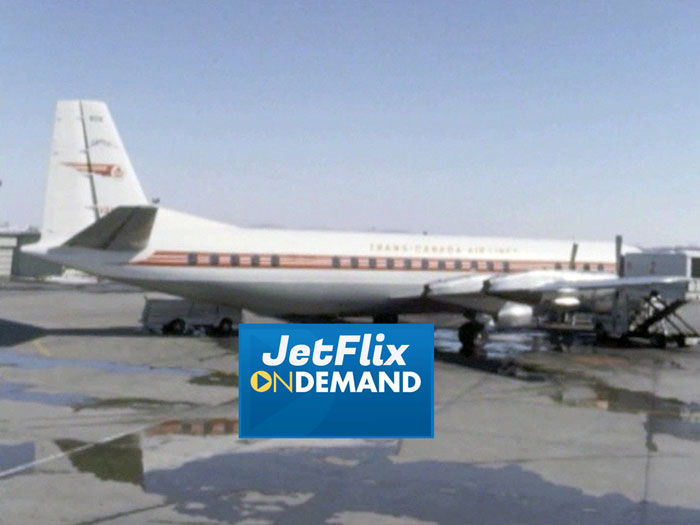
left=41, top=100, right=148, bottom=242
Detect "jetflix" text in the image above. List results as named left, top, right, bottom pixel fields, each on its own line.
left=262, top=334, right=409, bottom=367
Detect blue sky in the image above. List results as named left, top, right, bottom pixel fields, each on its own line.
left=2, top=1, right=700, bottom=245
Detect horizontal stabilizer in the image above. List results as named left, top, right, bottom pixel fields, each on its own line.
left=66, top=206, right=157, bottom=251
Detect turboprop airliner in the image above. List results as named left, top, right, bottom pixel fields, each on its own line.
left=25, top=101, right=688, bottom=352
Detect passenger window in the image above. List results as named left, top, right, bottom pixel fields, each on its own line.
left=188, top=253, right=197, bottom=266
left=230, top=254, right=240, bottom=266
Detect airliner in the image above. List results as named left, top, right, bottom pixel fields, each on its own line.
left=25, top=101, right=684, bottom=352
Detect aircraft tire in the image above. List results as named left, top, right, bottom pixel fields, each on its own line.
left=218, top=318, right=234, bottom=336
left=169, top=318, right=186, bottom=336
left=458, top=322, right=483, bottom=355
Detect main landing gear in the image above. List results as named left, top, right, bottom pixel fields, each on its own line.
left=458, top=320, right=485, bottom=357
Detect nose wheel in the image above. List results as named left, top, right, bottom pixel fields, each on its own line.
left=458, top=321, right=484, bottom=356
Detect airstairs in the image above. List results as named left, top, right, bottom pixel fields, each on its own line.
left=626, top=293, right=699, bottom=347
left=600, top=250, right=700, bottom=348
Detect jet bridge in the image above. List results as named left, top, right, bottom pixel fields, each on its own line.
left=597, top=250, right=700, bottom=347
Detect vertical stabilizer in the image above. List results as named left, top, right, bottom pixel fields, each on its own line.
left=41, top=100, right=148, bottom=241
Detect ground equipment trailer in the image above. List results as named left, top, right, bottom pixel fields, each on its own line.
left=141, top=297, right=241, bottom=336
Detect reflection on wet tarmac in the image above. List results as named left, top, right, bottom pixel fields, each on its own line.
left=434, top=329, right=548, bottom=381
left=189, top=371, right=238, bottom=387
left=49, top=418, right=237, bottom=487
left=142, top=443, right=700, bottom=524
left=73, top=397, right=199, bottom=412
left=4, top=313, right=700, bottom=523
left=27, top=427, right=700, bottom=523
left=146, top=418, right=238, bottom=436
left=0, top=381, right=93, bottom=407
left=434, top=327, right=554, bottom=358
left=0, top=348, right=206, bottom=376
left=439, top=327, right=700, bottom=452
left=553, top=380, right=700, bottom=452
left=0, top=442, right=34, bottom=474
left=56, top=434, right=143, bottom=486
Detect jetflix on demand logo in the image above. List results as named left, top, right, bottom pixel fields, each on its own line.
left=238, top=324, right=434, bottom=438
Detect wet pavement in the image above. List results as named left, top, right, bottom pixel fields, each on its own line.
left=2, top=284, right=700, bottom=523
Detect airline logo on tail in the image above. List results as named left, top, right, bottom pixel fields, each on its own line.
left=62, top=162, right=124, bottom=178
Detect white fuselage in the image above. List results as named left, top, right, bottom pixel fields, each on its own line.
left=37, top=208, right=625, bottom=317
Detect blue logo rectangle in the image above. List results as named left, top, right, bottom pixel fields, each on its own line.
left=238, top=324, right=434, bottom=438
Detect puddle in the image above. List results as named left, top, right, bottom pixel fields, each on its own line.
left=0, top=381, right=93, bottom=407
left=0, top=349, right=205, bottom=376
left=437, top=327, right=700, bottom=451
left=8, top=408, right=700, bottom=523
left=594, top=383, right=700, bottom=451
left=141, top=443, right=700, bottom=524
left=189, top=371, right=238, bottom=387
left=434, top=329, right=547, bottom=382
left=551, top=378, right=700, bottom=451
left=434, top=327, right=554, bottom=358
left=0, top=442, right=35, bottom=474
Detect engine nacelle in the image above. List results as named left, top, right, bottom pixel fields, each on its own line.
left=496, top=302, right=534, bottom=328
left=552, top=295, right=581, bottom=308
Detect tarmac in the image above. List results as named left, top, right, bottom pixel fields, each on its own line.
left=2, top=282, right=700, bottom=524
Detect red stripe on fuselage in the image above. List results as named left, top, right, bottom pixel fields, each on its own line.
left=131, top=250, right=616, bottom=273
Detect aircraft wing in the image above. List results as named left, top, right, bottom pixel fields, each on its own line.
left=420, top=273, right=499, bottom=312
left=520, top=275, right=689, bottom=293
left=423, top=270, right=691, bottom=309
left=485, top=271, right=689, bottom=297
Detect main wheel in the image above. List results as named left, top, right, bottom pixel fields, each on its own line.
left=458, top=322, right=484, bottom=356
left=218, top=318, right=234, bottom=336
left=169, top=318, right=186, bottom=336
